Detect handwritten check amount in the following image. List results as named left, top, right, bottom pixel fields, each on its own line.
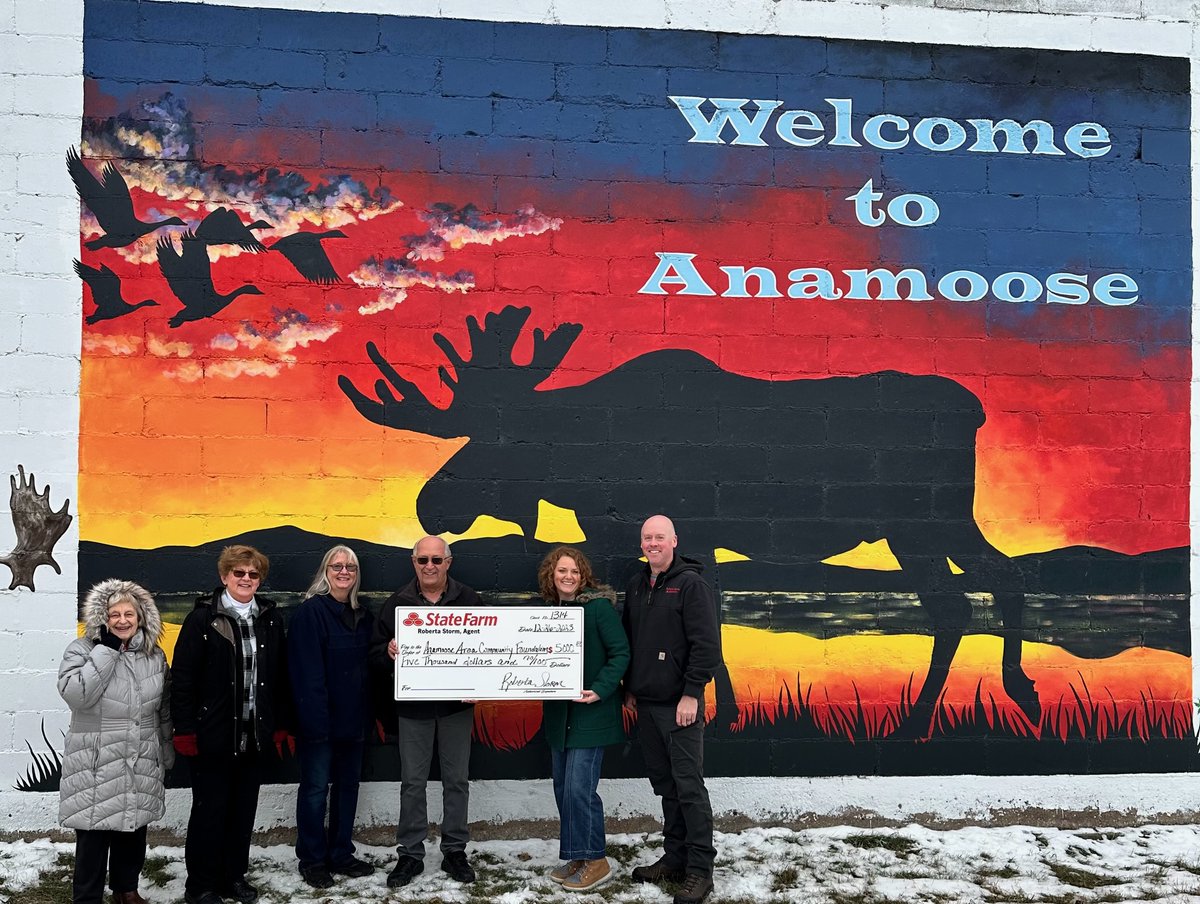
left=394, top=606, right=584, bottom=700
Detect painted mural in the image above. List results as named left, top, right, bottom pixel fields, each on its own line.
left=41, top=0, right=1192, bottom=787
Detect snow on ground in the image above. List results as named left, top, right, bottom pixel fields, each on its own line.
left=6, top=824, right=1200, bottom=903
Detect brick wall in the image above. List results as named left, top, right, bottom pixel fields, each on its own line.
left=0, top=0, right=1195, bottom=827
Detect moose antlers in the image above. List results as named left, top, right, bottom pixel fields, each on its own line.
left=338, top=306, right=582, bottom=437
left=0, top=465, right=73, bottom=591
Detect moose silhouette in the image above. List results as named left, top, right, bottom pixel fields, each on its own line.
left=339, top=306, right=1040, bottom=736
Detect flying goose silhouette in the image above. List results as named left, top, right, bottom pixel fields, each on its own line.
left=195, top=207, right=272, bottom=253
left=270, top=229, right=347, bottom=284
left=157, top=232, right=264, bottom=328
left=67, top=148, right=184, bottom=250
left=74, top=259, right=159, bottom=325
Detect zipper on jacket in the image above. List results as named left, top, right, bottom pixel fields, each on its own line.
left=211, top=609, right=243, bottom=754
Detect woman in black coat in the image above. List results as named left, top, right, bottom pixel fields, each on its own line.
left=288, top=545, right=377, bottom=889
left=171, top=545, right=289, bottom=904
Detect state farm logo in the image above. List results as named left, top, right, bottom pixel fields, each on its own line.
left=403, top=612, right=424, bottom=627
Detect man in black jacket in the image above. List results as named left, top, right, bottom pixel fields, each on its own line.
left=623, top=515, right=719, bottom=904
left=370, top=536, right=482, bottom=888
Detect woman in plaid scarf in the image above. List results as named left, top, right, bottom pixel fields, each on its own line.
left=171, top=545, right=291, bottom=904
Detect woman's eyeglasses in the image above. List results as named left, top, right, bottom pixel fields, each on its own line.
left=231, top=569, right=261, bottom=580
left=329, top=563, right=359, bottom=573
left=414, top=556, right=446, bottom=565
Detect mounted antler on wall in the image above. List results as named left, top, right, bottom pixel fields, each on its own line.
left=0, top=465, right=72, bottom=591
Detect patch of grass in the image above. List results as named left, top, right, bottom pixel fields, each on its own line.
left=980, top=891, right=1038, bottom=903
left=826, top=890, right=874, bottom=904
left=1143, top=864, right=1169, bottom=883
left=978, top=880, right=1107, bottom=904
left=1076, top=830, right=1121, bottom=841
left=471, top=850, right=504, bottom=865
left=1161, top=859, right=1200, bottom=876
left=844, top=833, right=919, bottom=857
left=976, top=864, right=1020, bottom=879
left=604, top=842, right=645, bottom=865
left=1048, top=862, right=1124, bottom=888
left=143, top=854, right=172, bottom=887
left=471, top=875, right=526, bottom=897
left=772, top=865, right=799, bottom=890
left=5, top=853, right=73, bottom=904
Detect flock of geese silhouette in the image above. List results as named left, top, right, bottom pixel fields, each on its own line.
left=68, top=148, right=348, bottom=327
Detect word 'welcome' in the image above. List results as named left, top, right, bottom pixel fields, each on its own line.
left=671, top=96, right=1111, bottom=158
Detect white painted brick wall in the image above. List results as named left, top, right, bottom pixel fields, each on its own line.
left=1141, top=0, right=1193, bottom=20
left=0, top=0, right=81, bottom=826
left=14, top=0, right=82, bottom=35
left=773, top=3, right=888, bottom=37
left=0, top=0, right=1194, bottom=829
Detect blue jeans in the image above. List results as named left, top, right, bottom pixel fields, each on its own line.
left=296, top=739, right=365, bottom=870
left=551, top=746, right=606, bottom=861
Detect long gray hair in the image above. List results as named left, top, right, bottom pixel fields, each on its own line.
left=304, top=545, right=362, bottom=609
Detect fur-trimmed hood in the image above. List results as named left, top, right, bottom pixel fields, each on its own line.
left=577, top=585, right=618, bottom=609
left=82, top=579, right=163, bottom=649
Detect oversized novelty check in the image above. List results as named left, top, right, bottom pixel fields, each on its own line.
left=393, top=606, right=583, bottom=700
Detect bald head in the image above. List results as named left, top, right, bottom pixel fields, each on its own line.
left=640, top=514, right=678, bottom=575
left=412, top=535, right=453, bottom=600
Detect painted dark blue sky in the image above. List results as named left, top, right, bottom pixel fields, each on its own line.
left=82, top=0, right=1189, bottom=339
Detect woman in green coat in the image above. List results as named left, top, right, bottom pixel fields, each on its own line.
left=538, top=546, right=630, bottom=893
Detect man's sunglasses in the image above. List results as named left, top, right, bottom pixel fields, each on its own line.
left=414, top=556, right=447, bottom=565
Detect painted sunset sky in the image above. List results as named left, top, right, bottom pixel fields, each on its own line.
left=77, top=0, right=1190, bottom=561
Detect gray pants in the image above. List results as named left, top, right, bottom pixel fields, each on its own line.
left=396, top=708, right=473, bottom=859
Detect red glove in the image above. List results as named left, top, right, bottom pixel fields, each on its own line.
left=274, top=730, right=294, bottom=757
left=173, top=734, right=198, bottom=757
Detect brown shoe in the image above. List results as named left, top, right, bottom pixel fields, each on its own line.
left=562, top=857, right=611, bottom=892
left=673, top=872, right=714, bottom=904
left=113, top=893, right=149, bottom=904
left=549, top=859, right=585, bottom=883
left=632, top=854, right=686, bottom=884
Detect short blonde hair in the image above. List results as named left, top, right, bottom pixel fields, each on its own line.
left=217, top=544, right=269, bottom=581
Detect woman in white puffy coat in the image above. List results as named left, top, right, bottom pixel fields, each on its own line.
left=58, top=579, right=174, bottom=904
